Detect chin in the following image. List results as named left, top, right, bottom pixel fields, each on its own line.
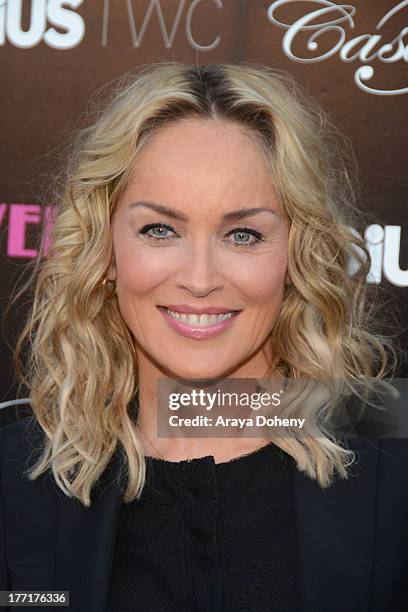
left=158, top=358, right=234, bottom=383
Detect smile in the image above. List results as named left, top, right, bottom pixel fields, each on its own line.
left=157, top=306, right=241, bottom=339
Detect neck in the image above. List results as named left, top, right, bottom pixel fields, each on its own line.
left=133, top=350, right=278, bottom=462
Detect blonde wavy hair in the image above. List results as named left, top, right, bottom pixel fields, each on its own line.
left=9, top=61, right=399, bottom=507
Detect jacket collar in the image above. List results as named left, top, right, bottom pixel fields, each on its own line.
left=293, top=437, right=379, bottom=611
left=51, top=437, right=379, bottom=612
left=53, top=447, right=124, bottom=612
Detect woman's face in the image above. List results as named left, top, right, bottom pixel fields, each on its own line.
left=110, top=117, right=290, bottom=380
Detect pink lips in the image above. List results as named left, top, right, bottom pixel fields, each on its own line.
left=157, top=306, right=241, bottom=339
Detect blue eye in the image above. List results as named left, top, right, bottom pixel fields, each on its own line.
left=139, top=223, right=176, bottom=241
left=227, top=227, right=264, bottom=248
left=138, top=223, right=264, bottom=248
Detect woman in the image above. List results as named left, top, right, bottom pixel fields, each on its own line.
left=1, top=62, right=407, bottom=612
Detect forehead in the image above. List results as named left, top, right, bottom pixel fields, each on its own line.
left=119, top=117, right=280, bottom=215
left=135, top=116, right=266, bottom=163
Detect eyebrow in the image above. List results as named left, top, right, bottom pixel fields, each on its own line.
left=128, top=201, right=277, bottom=222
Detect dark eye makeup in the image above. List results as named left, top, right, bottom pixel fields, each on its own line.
left=137, top=222, right=265, bottom=249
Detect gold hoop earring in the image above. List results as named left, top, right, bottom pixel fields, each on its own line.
left=101, top=276, right=117, bottom=299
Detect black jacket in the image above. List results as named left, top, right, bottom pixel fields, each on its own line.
left=1, top=416, right=408, bottom=612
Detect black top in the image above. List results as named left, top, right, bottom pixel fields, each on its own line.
left=106, top=442, right=299, bottom=612
left=3, top=418, right=408, bottom=611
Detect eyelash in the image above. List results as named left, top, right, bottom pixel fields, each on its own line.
left=138, top=223, right=265, bottom=248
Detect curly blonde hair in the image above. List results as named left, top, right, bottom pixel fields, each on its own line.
left=8, top=61, right=398, bottom=507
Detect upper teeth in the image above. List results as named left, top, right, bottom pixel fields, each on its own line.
left=164, top=308, right=233, bottom=327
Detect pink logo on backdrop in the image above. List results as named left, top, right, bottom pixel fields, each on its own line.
left=0, top=203, right=54, bottom=258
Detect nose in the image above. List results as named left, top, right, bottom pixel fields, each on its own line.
left=175, top=240, right=224, bottom=298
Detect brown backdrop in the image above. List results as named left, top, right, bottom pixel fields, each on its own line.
left=1, top=0, right=407, bottom=420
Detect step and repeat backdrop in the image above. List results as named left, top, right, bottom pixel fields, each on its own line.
left=1, top=0, right=407, bottom=418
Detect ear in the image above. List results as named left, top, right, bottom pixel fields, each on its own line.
left=285, top=270, right=292, bottom=286
left=107, top=259, right=117, bottom=282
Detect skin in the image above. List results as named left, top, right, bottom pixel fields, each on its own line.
left=109, top=117, right=291, bottom=461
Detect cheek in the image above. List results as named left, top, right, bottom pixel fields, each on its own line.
left=225, top=252, right=288, bottom=303
left=116, top=247, right=177, bottom=295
